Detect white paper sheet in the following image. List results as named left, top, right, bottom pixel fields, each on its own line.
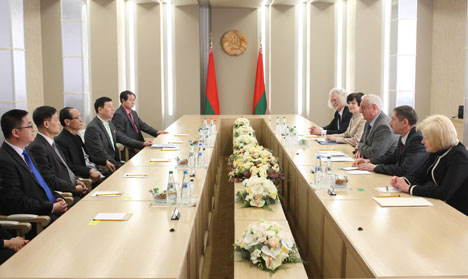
left=373, top=197, right=433, bottom=207
left=347, top=170, right=372, bottom=175
left=93, top=213, right=129, bottom=221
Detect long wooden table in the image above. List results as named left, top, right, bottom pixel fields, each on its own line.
left=0, top=114, right=467, bottom=278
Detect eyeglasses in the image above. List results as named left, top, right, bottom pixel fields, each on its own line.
left=16, top=125, right=34, bottom=130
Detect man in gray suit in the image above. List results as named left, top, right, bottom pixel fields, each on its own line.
left=84, top=97, right=143, bottom=172
left=112, top=90, right=167, bottom=159
left=355, top=94, right=398, bottom=160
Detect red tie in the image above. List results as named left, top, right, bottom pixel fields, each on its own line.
left=128, top=111, right=139, bottom=133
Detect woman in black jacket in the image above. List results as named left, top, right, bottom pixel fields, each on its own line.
left=391, top=115, right=468, bottom=216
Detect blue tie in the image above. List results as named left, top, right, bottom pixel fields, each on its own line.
left=22, top=150, right=56, bottom=203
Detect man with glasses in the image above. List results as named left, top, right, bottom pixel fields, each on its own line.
left=55, top=107, right=103, bottom=185
left=28, top=106, right=88, bottom=202
left=0, top=109, right=67, bottom=221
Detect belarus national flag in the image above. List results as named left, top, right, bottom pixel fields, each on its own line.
left=205, top=43, right=220, bottom=115
left=252, top=47, right=267, bottom=115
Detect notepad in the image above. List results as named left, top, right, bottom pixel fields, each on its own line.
left=373, top=197, right=433, bottom=207
left=341, top=167, right=358, bottom=171
left=93, top=213, right=131, bottom=221
left=123, top=173, right=148, bottom=178
left=347, top=170, right=372, bottom=175
left=151, top=144, right=177, bottom=149
left=91, top=191, right=122, bottom=197
left=321, top=156, right=354, bottom=162
left=318, top=150, right=347, bottom=157
left=150, top=158, right=171, bottom=163
left=374, top=187, right=402, bottom=193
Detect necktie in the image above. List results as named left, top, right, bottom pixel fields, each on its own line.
left=337, top=113, right=341, bottom=130
left=22, top=150, right=56, bottom=203
left=52, top=142, right=76, bottom=183
left=366, top=124, right=372, bottom=137
left=128, top=111, right=139, bottom=133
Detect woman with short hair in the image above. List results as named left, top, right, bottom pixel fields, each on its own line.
left=309, top=88, right=352, bottom=135
left=391, top=115, right=468, bottom=215
left=325, top=92, right=365, bottom=147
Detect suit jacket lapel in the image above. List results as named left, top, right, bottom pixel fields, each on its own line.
left=5, top=144, right=41, bottom=186
left=96, top=119, right=114, bottom=150
left=44, top=136, right=69, bottom=169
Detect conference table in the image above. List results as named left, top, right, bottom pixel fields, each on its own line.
left=0, top=114, right=467, bottom=278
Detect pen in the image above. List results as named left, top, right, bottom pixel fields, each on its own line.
left=375, top=195, right=400, bottom=198
left=126, top=174, right=147, bottom=177
left=96, top=193, right=121, bottom=196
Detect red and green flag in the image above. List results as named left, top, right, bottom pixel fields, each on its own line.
left=252, top=46, right=267, bottom=115
left=205, top=43, right=220, bottom=115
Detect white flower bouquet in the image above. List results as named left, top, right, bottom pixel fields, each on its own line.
left=236, top=176, right=278, bottom=208
left=234, top=125, right=256, bottom=138
left=228, top=146, right=284, bottom=184
left=233, top=135, right=258, bottom=151
left=234, top=220, right=302, bottom=272
left=233, top=117, right=251, bottom=128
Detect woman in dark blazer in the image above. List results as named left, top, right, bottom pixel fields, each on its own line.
left=391, top=115, right=468, bottom=216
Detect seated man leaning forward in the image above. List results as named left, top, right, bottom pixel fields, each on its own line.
left=354, top=105, right=428, bottom=176
left=355, top=94, right=398, bottom=160
left=391, top=115, right=468, bottom=216
left=0, top=109, right=67, bottom=222
left=112, top=90, right=167, bottom=159
left=309, top=88, right=352, bottom=136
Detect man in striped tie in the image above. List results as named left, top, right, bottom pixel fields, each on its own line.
left=0, top=109, right=67, bottom=222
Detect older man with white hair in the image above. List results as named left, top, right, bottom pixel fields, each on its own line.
left=309, top=88, right=352, bottom=135
left=355, top=94, right=398, bottom=160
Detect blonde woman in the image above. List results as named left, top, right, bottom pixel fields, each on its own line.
left=391, top=115, right=468, bottom=216
left=326, top=93, right=365, bottom=147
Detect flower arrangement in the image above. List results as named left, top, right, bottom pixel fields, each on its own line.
left=234, top=125, right=256, bottom=138
left=234, top=117, right=251, bottom=128
left=233, top=134, right=258, bottom=151
left=228, top=145, right=283, bottom=184
left=236, top=176, right=278, bottom=208
left=234, top=220, right=302, bottom=272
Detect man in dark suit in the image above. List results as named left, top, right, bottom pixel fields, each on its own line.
left=356, top=94, right=398, bottom=160
left=84, top=97, right=143, bottom=172
left=309, top=88, right=352, bottom=135
left=28, top=106, right=88, bottom=201
left=0, top=109, right=67, bottom=220
left=355, top=105, right=428, bottom=176
left=112, top=90, right=167, bottom=158
left=55, top=107, right=103, bottom=184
